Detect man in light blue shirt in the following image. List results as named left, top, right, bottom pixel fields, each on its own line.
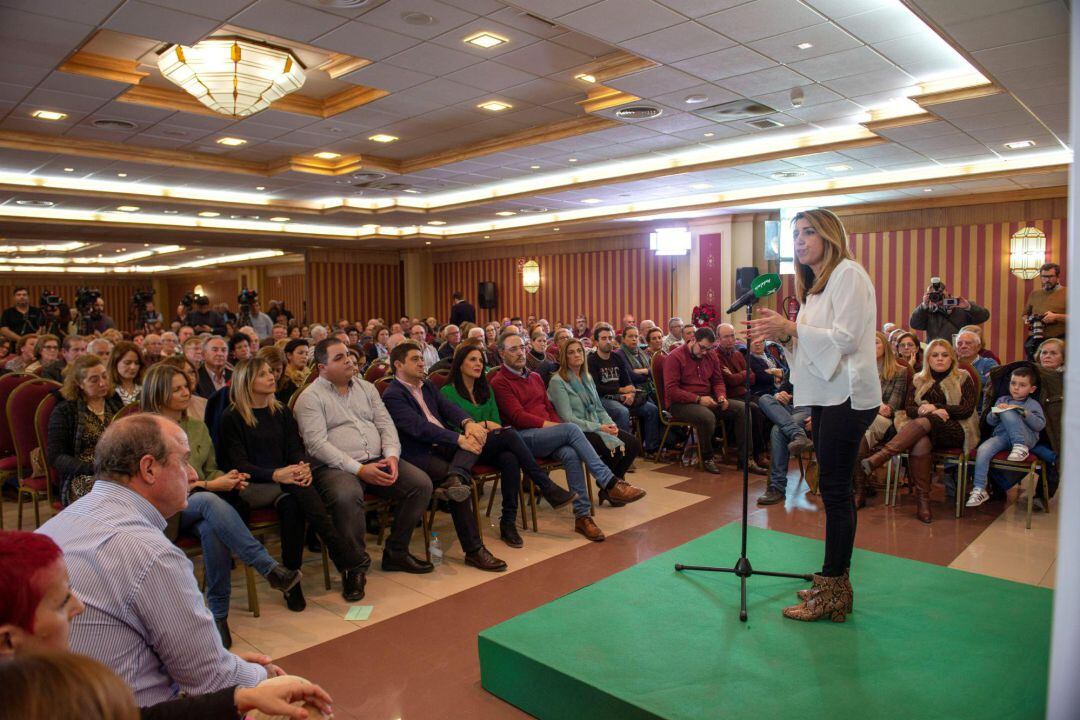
left=248, top=300, right=275, bottom=339
left=38, top=414, right=277, bottom=706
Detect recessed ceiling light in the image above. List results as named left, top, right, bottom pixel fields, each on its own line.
left=313, top=151, right=341, bottom=160
left=429, top=220, right=447, bottom=225
left=574, top=73, right=597, bottom=83
left=796, top=42, right=814, bottom=50
left=198, top=211, right=220, bottom=217
left=568, top=158, right=578, bottom=163
left=117, top=173, right=128, bottom=178
left=684, top=94, right=709, bottom=104
left=425, top=241, right=431, bottom=245
left=826, top=164, right=852, bottom=172
left=495, top=211, right=516, bottom=216
left=1004, top=140, right=1035, bottom=149
left=401, top=10, right=435, bottom=25
left=216, top=137, right=247, bottom=146
left=689, top=183, right=712, bottom=190
left=143, top=243, right=150, bottom=247
left=580, top=198, right=602, bottom=204
left=368, top=134, right=398, bottom=143
left=115, top=206, right=140, bottom=212
left=464, top=32, right=508, bottom=48
left=530, top=165, right=540, bottom=169
left=269, top=216, right=290, bottom=222
left=15, top=200, right=54, bottom=207
left=477, top=100, right=512, bottom=112
left=403, top=188, right=421, bottom=194
left=255, top=186, right=266, bottom=191
left=703, top=132, right=715, bottom=137
left=163, top=210, right=179, bottom=214
left=552, top=227, right=559, bottom=231
left=923, top=188, right=933, bottom=192
left=32, top=110, right=67, bottom=121
left=63, top=167, right=74, bottom=172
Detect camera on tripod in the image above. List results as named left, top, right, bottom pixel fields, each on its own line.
left=39, top=290, right=61, bottom=310
left=131, top=288, right=154, bottom=306
left=238, top=288, right=258, bottom=307
left=75, top=287, right=102, bottom=314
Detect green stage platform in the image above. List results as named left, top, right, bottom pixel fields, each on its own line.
left=479, top=525, right=1052, bottom=720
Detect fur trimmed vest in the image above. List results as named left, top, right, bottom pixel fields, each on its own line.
left=894, top=370, right=980, bottom=454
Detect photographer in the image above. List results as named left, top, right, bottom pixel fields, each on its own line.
left=187, top=296, right=225, bottom=335
left=75, top=291, right=114, bottom=336
left=1023, top=262, right=1067, bottom=359
left=1, top=287, right=45, bottom=341
left=909, top=277, right=989, bottom=342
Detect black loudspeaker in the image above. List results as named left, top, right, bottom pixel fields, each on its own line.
left=735, top=266, right=759, bottom=297
left=478, top=281, right=497, bottom=309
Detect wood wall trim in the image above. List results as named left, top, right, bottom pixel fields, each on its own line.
left=913, top=84, right=1003, bottom=108
left=577, top=87, right=639, bottom=113
left=306, top=248, right=400, bottom=264
left=431, top=230, right=651, bottom=259
left=58, top=52, right=148, bottom=85
left=317, top=53, right=372, bottom=80
left=862, top=113, right=936, bottom=133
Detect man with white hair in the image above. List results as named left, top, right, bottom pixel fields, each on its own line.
left=160, top=331, right=179, bottom=358
left=662, top=317, right=685, bottom=352
left=143, top=333, right=163, bottom=363
left=955, top=330, right=998, bottom=387
left=87, top=337, right=113, bottom=362
left=410, top=324, right=440, bottom=370
left=310, top=325, right=329, bottom=343
left=439, top=324, right=462, bottom=359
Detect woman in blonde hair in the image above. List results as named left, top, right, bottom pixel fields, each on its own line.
left=860, top=338, right=978, bottom=522
left=852, top=332, right=911, bottom=508
left=747, top=208, right=880, bottom=623
left=48, top=354, right=124, bottom=505
left=0, top=650, right=139, bottom=720
left=218, top=358, right=368, bottom=605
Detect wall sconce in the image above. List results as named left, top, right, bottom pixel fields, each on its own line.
left=1009, top=226, right=1045, bottom=280
left=522, top=260, right=540, bottom=293
left=194, top=284, right=205, bottom=296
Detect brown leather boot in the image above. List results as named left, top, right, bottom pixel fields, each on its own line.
left=783, top=574, right=853, bottom=622
left=909, top=452, right=933, bottom=523
left=574, top=516, right=605, bottom=541
left=853, top=438, right=870, bottom=509
left=863, top=420, right=928, bottom=473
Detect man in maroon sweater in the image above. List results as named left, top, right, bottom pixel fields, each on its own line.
left=663, top=326, right=755, bottom=474
left=716, top=324, right=768, bottom=473
left=489, top=330, right=645, bottom=541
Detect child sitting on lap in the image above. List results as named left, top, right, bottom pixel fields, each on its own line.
left=967, top=366, right=1046, bottom=507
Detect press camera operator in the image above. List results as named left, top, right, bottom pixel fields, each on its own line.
left=186, top=295, right=225, bottom=335
left=38, top=291, right=70, bottom=340
left=908, top=277, right=989, bottom=342
left=73, top=289, right=114, bottom=336
left=131, top=289, right=163, bottom=332
left=1, top=287, right=46, bottom=341
left=1023, top=262, right=1067, bottom=359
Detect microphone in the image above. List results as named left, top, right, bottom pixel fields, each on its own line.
left=726, top=273, right=782, bottom=314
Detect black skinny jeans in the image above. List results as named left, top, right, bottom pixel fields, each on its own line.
left=584, top=429, right=642, bottom=480
left=477, top=428, right=559, bottom=523
left=810, top=399, right=877, bottom=577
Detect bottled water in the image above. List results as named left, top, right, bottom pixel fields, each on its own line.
left=429, top=533, right=443, bottom=565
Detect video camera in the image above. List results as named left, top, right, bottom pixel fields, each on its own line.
left=131, top=288, right=155, bottom=306
left=39, top=290, right=61, bottom=310
left=238, top=288, right=258, bottom=307
left=180, top=292, right=204, bottom=310
left=75, top=287, right=102, bottom=314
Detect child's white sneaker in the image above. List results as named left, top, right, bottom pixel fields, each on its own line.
left=966, top=488, right=990, bottom=507
left=1007, top=444, right=1029, bottom=462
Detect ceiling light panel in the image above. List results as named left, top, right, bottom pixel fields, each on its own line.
left=464, top=32, right=508, bottom=49
left=477, top=100, right=512, bottom=112
left=368, top=134, right=398, bottom=143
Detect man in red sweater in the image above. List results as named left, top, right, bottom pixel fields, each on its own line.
left=490, top=330, right=645, bottom=541
left=716, top=324, right=768, bottom=472
left=663, top=326, right=758, bottom=474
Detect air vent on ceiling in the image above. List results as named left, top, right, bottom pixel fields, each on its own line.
left=92, top=119, right=138, bottom=130
left=319, top=0, right=370, bottom=7
left=350, top=171, right=388, bottom=185
left=692, top=99, right=778, bottom=122
left=746, top=118, right=784, bottom=130
left=771, top=171, right=806, bottom=179
left=615, top=105, right=662, bottom=120
left=15, top=199, right=55, bottom=207
left=517, top=206, right=549, bottom=214
left=520, top=12, right=558, bottom=28
left=401, top=10, right=436, bottom=25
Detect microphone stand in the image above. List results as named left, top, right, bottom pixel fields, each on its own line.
left=674, top=299, right=811, bottom=622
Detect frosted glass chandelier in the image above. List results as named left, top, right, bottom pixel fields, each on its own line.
left=158, top=36, right=306, bottom=117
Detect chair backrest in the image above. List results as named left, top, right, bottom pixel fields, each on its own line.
left=374, top=375, right=392, bottom=396
left=0, top=373, right=35, bottom=456
left=428, top=370, right=450, bottom=390
left=113, top=401, right=141, bottom=421
left=35, top=393, right=59, bottom=490
left=8, top=380, right=60, bottom=477
left=364, top=360, right=389, bottom=383
left=651, top=352, right=669, bottom=409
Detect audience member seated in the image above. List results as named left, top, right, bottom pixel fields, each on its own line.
left=616, top=325, right=656, bottom=405
left=5, top=333, right=36, bottom=371
left=37, top=415, right=279, bottom=705
left=279, top=338, right=311, bottom=404
left=851, top=332, right=910, bottom=508
left=39, top=334, right=85, bottom=382
left=662, top=317, right=684, bottom=352
left=524, top=328, right=557, bottom=382
left=966, top=366, right=1046, bottom=507
left=894, top=331, right=923, bottom=371
left=381, top=345, right=507, bottom=569
left=196, top=336, right=231, bottom=399
left=546, top=327, right=572, bottom=361
left=228, top=333, right=253, bottom=366
left=365, top=325, right=390, bottom=366
left=410, top=323, right=440, bottom=371
left=158, top=355, right=207, bottom=422
left=438, top=324, right=462, bottom=359
left=25, top=333, right=59, bottom=375
left=644, top=327, right=664, bottom=357
left=182, top=336, right=202, bottom=370
left=295, top=338, right=434, bottom=591
left=187, top=297, right=225, bottom=335
left=1037, top=338, right=1065, bottom=373
left=715, top=324, right=768, bottom=474
left=859, top=339, right=978, bottom=523
left=663, top=326, right=747, bottom=475
left=572, top=315, right=590, bottom=340
left=490, top=330, right=644, bottom=542
left=109, top=340, right=146, bottom=406
left=746, top=336, right=785, bottom=398
left=959, top=324, right=1002, bottom=364
left=955, top=330, right=997, bottom=388
left=218, top=358, right=369, bottom=604
left=0, top=530, right=334, bottom=720
left=589, top=324, right=660, bottom=454
left=550, top=339, right=643, bottom=492
left=254, top=344, right=286, bottom=392
left=143, top=333, right=164, bottom=364
left=141, top=364, right=302, bottom=646
left=48, top=355, right=124, bottom=505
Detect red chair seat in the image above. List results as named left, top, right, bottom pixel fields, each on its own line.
left=176, top=535, right=200, bottom=549
left=19, top=474, right=47, bottom=492
left=471, top=464, right=500, bottom=477
left=991, top=450, right=1039, bottom=465
left=248, top=508, right=278, bottom=525
left=0, top=455, right=18, bottom=471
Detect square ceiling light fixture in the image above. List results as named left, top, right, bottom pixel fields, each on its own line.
left=478, top=100, right=512, bottom=112
left=216, top=137, right=247, bottom=146
left=368, top=134, right=398, bottom=143
left=313, top=151, right=341, bottom=159
left=464, top=32, right=508, bottom=49
left=32, top=110, right=67, bottom=121
left=650, top=227, right=692, bottom=256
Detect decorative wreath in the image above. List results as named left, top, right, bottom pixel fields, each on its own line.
left=691, top=303, right=719, bottom=328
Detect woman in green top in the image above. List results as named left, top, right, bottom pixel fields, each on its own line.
left=140, top=364, right=301, bottom=648
left=548, top=339, right=642, bottom=495
left=442, top=345, right=577, bottom=543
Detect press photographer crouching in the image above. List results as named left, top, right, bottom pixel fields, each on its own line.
left=909, top=277, right=989, bottom=343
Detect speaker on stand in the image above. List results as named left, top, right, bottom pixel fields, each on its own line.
left=478, top=281, right=497, bottom=310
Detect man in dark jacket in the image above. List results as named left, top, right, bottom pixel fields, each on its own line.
left=381, top=343, right=506, bottom=572
left=448, top=291, right=476, bottom=326
left=909, top=278, right=990, bottom=342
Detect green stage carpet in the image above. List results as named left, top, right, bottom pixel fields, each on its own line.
left=479, top=525, right=1052, bottom=720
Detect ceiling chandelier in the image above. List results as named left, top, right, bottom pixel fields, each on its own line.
left=157, top=36, right=306, bottom=117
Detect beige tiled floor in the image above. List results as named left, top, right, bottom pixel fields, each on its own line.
left=949, top=492, right=1059, bottom=588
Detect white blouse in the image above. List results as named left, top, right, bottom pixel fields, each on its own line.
left=788, top=258, right=882, bottom=411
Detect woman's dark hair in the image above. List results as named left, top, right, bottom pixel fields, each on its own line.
left=448, top=344, right=490, bottom=406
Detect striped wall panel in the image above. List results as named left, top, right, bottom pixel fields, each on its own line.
left=433, top=247, right=675, bottom=327
left=307, top=261, right=402, bottom=326
left=266, top=273, right=305, bottom=323
left=770, top=218, right=1067, bottom=362
left=0, top=278, right=151, bottom=333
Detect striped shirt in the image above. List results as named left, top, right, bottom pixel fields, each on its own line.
left=37, top=480, right=266, bottom=705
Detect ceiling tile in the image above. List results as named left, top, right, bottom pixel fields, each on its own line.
left=444, top=61, right=538, bottom=92
left=486, top=7, right=566, bottom=38
left=906, top=0, right=1046, bottom=25
left=875, top=120, right=962, bottom=143
left=0, top=0, right=123, bottom=24
left=835, top=4, right=929, bottom=44
left=621, top=22, right=735, bottom=65
left=802, top=0, right=892, bottom=19
left=500, top=77, right=581, bottom=105
left=312, top=21, right=420, bottom=60
left=669, top=123, right=743, bottom=141
left=649, top=82, right=741, bottom=111
left=698, top=0, right=826, bottom=43
left=143, top=0, right=255, bottom=21
left=0, top=10, right=94, bottom=69
left=718, top=65, right=813, bottom=96
left=946, top=1, right=1069, bottom=52
left=821, top=67, right=915, bottom=97
left=364, top=92, right=445, bottom=118
left=498, top=41, right=594, bottom=74
left=635, top=111, right=714, bottom=134
left=652, top=0, right=744, bottom=17
left=672, top=45, right=775, bottom=82
left=748, top=21, right=863, bottom=64
left=0, top=83, right=31, bottom=105
left=359, top=0, right=479, bottom=40
left=753, top=82, right=842, bottom=110
left=22, top=88, right=110, bottom=114
left=37, top=73, right=128, bottom=101
left=340, top=62, right=434, bottom=92
left=104, top=1, right=221, bottom=45
left=430, top=17, right=545, bottom=58
left=384, top=42, right=482, bottom=74
left=506, top=0, right=602, bottom=19
left=407, top=77, right=488, bottom=105
left=439, top=0, right=503, bottom=13
left=548, top=31, right=619, bottom=58
left=558, top=0, right=684, bottom=44
left=785, top=98, right=861, bottom=122
left=788, top=46, right=894, bottom=83
left=605, top=67, right=703, bottom=96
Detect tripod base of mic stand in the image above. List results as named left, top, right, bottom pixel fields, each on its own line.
left=675, top=559, right=812, bottom=622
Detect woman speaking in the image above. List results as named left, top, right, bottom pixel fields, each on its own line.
left=747, top=208, right=880, bottom=623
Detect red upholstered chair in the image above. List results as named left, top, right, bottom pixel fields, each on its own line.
left=649, top=353, right=705, bottom=469
left=373, top=375, right=392, bottom=395
left=427, top=370, right=450, bottom=390
left=956, top=450, right=1050, bottom=530
left=884, top=447, right=967, bottom=519
left=34, top=393, right=59, bottom=509
left=8, top=379, right=61, bottom=528
left=0, top=373, right=35, bottom=527
left=113, top=401, right=141, bottom=421
left=364, top=360, right=390, bottom=383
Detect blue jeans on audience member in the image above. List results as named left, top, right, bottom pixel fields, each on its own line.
left=519, top=423, right=615, bottom=518
left=757, top=394, right=809, bottom=442
left=602, top=397, right=631, bottom=433
left=601, top=397, right=661, bottom=453
left=970, top=410, right=1040, bottom=492
left=179, top=491, right=279, bottom=621
left=768, top=407, right=811, bottom=492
